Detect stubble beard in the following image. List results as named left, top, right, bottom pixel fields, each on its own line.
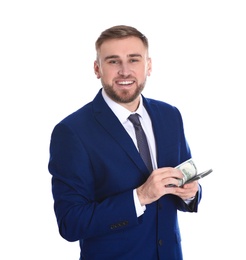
left=102, top=80, right=146, bottom=104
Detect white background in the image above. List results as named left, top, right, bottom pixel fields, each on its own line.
left=1, top=1, right=246, bottom=259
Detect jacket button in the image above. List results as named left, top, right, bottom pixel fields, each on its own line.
left=110, top=224, right=115, bottom=229
left=158, top=239, right=163, bottom=246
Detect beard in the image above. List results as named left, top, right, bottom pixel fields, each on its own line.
left=102, top=79, right=146, bottom=104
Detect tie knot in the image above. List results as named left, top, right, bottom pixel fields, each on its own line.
left=128, top=114, right=141, bottom=127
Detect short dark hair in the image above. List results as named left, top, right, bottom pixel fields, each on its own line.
left=95, top=25, right=148, bottom=51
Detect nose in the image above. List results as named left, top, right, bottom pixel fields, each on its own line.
left=118, top=63, right=131, bottom=77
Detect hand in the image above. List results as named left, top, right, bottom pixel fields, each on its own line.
left=136, top=167, right=184, bottom=205
left=175, top=181, right=199, bottom=201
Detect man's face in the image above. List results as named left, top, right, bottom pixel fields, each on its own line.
left=94, top=36, right=152, bottom=108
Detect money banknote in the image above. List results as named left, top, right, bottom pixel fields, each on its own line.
left=175, top=158, right=198, bottom=186
left=175, top=158, right=212, bottom=186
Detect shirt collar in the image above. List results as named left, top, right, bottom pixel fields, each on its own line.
left=102, top=88, right=145, bottom=124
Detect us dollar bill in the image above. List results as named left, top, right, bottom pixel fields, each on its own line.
left=175, top=158, right=197, bottom=186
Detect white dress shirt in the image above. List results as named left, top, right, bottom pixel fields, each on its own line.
left=102, top=89, right=155, bottom=217
left=101, top=89, right=193, bottom=217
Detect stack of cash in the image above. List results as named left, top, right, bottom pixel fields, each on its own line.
left=175, top=158, right=197, bottom=186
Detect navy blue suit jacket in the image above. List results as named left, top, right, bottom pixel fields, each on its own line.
left=48, top=89, right=202, bottom=260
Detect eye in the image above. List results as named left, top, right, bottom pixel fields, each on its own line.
left=108, top=59, right=119, bottom=64
left=129, top=59, right=139, bottom=63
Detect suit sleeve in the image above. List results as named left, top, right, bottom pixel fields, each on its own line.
left=175, top=184, right=202, bottom=213
left=169, top=106, right=202, bottom=212
left=48, top=123, right=140, bottom=242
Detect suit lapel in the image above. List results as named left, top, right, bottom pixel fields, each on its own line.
left=92, top=90, right=149, bottom=176
left=142, top=97, right=170, bottom=168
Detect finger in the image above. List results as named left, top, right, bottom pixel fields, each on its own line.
left=182, top=180, right=198, bottom=189
left=160, top=168, right=184, bottom=180
left=164, top=177, right=182, bottom=187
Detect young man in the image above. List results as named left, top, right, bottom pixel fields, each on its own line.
left=48, top=25, right=201, bottom=260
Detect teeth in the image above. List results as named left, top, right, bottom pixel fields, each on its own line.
left=118, top=81, right=133, bottom=85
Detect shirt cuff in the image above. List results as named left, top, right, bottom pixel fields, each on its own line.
left=184, top=184, right=201, bottom=204
left=184, top=196, right=195, bottom=204
left=133, top=189, right=146, bottom=217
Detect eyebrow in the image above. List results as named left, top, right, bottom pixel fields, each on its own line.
left=104, top=54, right=143, bottom=61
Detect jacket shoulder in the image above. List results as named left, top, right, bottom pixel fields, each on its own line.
left=143, top=97, right=181, bottom=116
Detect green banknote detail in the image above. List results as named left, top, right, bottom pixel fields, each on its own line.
left=175, top=159, right=197, bottom=186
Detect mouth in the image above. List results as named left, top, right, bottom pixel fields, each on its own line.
left=115, top=80, right=135, bottom=86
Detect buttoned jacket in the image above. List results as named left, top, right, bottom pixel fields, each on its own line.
left=48, top=88, right=202, bottom=260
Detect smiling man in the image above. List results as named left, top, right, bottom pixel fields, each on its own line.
left=94, top=35, right=151, bottom=110
left=48, top=25, right=202, bottom=260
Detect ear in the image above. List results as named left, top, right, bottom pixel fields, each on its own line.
left=94, top=60, right=101, bottom=79
left=147, top=57, right=152, bottom=76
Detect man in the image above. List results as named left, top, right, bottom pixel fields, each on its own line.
left=48, top=25, right=202, bottom=260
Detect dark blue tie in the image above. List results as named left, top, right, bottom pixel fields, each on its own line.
left=128, top=114, right=153, bottom=173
